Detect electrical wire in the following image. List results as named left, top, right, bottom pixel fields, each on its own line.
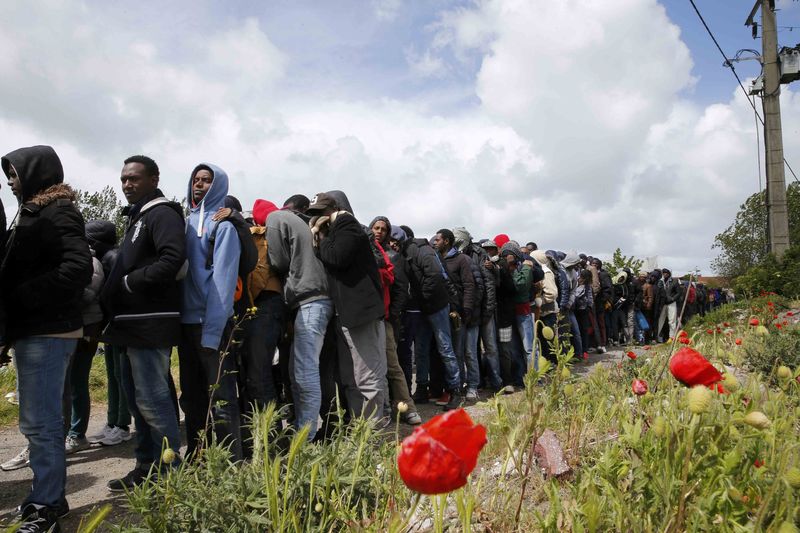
left=688, top=0, right=800, bottom=183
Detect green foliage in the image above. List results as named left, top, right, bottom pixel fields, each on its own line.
left=604, top=248, right=644, bottom=279
left=712, top=183, right=800, bottom=278
left=734, top=244, right=800, bottom=298
left=74, top=185, right=126, bottom=239
left=741, top=326, right=800, bottom=378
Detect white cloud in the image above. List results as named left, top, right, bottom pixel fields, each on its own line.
left=0, top=0, right=792, bottom=276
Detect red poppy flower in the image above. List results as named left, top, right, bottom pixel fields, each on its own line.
left=735, top=338, right=742, bottom=345
left=787, top=312, right=794, bottom=317
left=754, top=459, right=764, bottom=468
left=679, top=337, right=691, bottom=345
left=716, top=327, right=722, bottom=334
left=706, top=329, right=713, bottom=335
left=643, top=345, right=650, bottom=351
left=626, top=351, right=637, bottom=360
left=768, top=301, right=774, bottom=307
left=669, top=347, right=723, bottom=389
left=773, top=314, right=779, bottom=319
left=783, top=321, right=789, bottom=326
left=397, top=408, right=487, bottom=495
left=631, top=379, right=648, bottom=396
left=776, top=324, right=783, bottom=330
left=678, top=330, right=688, bottom=338
left=723, top=322, right=731, bottom=327
left=749, top=318, right=760, bottom=326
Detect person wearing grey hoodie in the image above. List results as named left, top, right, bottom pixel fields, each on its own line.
left=560, top=251, right=584, bottom=359
left=266, top=197, right=332, bottom=439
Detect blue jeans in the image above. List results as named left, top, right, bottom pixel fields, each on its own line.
left=122, top=346, right=181, bottom=468
left=462, top=325, right=481, bottom=390
left=16, top=337, right=76, bottom=508
left=416, top=306, right=461, bottom=392
left=566, top=310, right=583, bottom=359
left=290, top=298, right=334, bottom=438
left=479, top=317, right=502, bottom=390
left=516, top=313, right=534, bottom=363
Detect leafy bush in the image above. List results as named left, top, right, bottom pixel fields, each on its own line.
left=735, top=244, right=800, bottom=298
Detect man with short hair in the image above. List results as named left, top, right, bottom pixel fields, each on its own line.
left=656, top=268, right=680, bottom=341
left=1, top=146, right=92, bottom=531
left=102, top=155, right=185, bottom=492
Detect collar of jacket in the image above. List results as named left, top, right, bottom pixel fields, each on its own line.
left=329, top=210, right=351, bottom=223
left=21, top=183, right=76, bottom=214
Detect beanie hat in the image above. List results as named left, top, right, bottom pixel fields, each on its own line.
left=494, top=233, right=510, bottom=249
left=453, top=227, right=472, bottom=252
left=252, top=199, right=279, bottom=226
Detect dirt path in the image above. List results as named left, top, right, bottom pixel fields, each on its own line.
left=0, top=346, right=627, bottom=532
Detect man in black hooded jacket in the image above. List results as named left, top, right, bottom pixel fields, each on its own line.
left=1, top=145, right=92, bottom=532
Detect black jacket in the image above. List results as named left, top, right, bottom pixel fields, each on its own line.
left=495, top=258, right=517, bottom=329
left=317, top=212, right=384, bottom=328
left=442, top=250, right=477, bottom=322
left=387, top=248, right=409, bottom=325
left=402, top=238, right=449, bottom=315
left=0, top=146, right=92, bottom=341
left=101, top=190, right=186, bottom=348
left=597, top=270, right=613, bottom=307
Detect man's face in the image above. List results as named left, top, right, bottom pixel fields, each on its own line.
left=372, top=220, right=389, bottom=243
left=591, top=260, right=601, bottom=270
left=192, top=169, right=214, bottom=204
left=7, top=165, right=21, bottom=200
left=519, top=246, right=529, bottom=255
left=433, top=233, right=448, bottom=254
left=485, top=246, right=498, bottom=258
left=120, top=162, right=158, bottom=205
left=663, top=272, right=670, bottom=280
left=389, top=239, right=400, bottom=253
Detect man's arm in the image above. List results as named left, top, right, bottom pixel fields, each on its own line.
left=202, top=222, right=240, bottom=350
left=266, top=217, right=291, bottom=276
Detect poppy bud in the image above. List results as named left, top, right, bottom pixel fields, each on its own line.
left=397, top=401, right=409, bottom=413
left=542, top=326, right=555, bottom=340
left=651, top=416, right=666, bottom=437
left=687, top=385, right=712, bottom=414
left=777, top=521, right=798, bottom=533
left=749, top=318, right=760, bottom=326
left=722, top=372, right=740, bottom=392
left=626, top=351, right=637, bottom=360
left=161, top=447, right=176, bottom=464
left=785, top=467, right=800, bottom=489
left=397, top=409, right=487, bottom=494
left=564, top=384, right=575, bottom=395
left=631, top=379, right=648, bottom=396
left=560, top=367, right=571, bottom=380
left=756, top=325, right=769, bottom=336
left=743, top=411, right=771, bottom=430
left=314, top=502, right=324, bottom=513
left=778, top=366, right=792, bottom=380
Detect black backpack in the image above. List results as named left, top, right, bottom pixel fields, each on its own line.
left=205, top=211, right=259, bottom=306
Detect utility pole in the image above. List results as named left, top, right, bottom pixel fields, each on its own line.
left=747, top=0, right=791, bottom=257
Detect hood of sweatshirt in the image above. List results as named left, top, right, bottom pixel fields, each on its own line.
left=325, top=190, right=354, bottom=215
left=187, top=163, right=229, bottom=238
left=1, top=145, right=64, bottom=203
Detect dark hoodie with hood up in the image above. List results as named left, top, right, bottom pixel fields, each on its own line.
left=0, top=145, right=92, bottom=340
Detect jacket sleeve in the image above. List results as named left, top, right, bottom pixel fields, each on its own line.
left=317, top=216, right=361, bottom=271
left=17, top=204, right=92, bottom=303
left=511, top=265, right=533, bottom=295
left=82, top=257, right=105, bottom=306
left=389, top=254, right=409, bottom=322
left=558, top=269, right=570, bottom=310
left=266, top=217, right=291, bottom=276
left=481, top=261, right=497, bottom=314
left=459, top=255, right=476, bottom=314
left=125, top=207, right=186, bottom=290
left=202, top=221, right=240, bottom=349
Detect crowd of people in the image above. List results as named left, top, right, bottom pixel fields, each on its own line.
left=0, top=145, right=730, bottom=532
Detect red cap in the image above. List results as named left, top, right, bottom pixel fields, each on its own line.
left=494, top=233, right=510, bottom=248
left=252, top=199, right=279, bottom=226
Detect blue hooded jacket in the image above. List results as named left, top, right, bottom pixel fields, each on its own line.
left=181, top=163, right=241, bottom=349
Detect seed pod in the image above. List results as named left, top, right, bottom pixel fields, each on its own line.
left=542, top=326, right=555, bottom=341
left=314, top=502, right=324, bottom=513
left=777, top=366, right=792, bottom=380
left=651, top=416, right=666, bottom=437
left=561, top=367, right=571, bottom=380
left=161, top=447, right=176, bottom=464
left=743, top=411, right=771, bottom=430
left=778, top=521, right=798, bottom=533
left=722, top=372, right=740, bottom=392
left=723, top=449, right=741, bottom=472
left=564, top=384, right=575, bottom=395
left=785, top=467, right=800, bottom=489
left=687, top=385, right=712, bottom=415
left=756, top=325, right=770, bottom=336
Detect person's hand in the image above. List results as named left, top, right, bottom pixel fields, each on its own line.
left=212, top=207, right=232, bottom=222
left=310, top=215, right=331, bottom=246
left=483, top=259, right=494, bottom=270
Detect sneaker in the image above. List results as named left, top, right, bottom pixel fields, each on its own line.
left=88, top=425, right=115, bottom=444
left=16, top=500, right=69, bottom=519
left=116, top=427, right=133, bottom=442
left=434, top=392, right=451, bottom=406
left=443, top=390, right=463, bottom=411
left=402, top=411, right=423, bottom=425
left=412, top=385, right=430, bottom=404
left=97, top=427, right=124, bottom=446
left=503, top=385, right=515, bottom=395
left=465, top=388, right=478, bottom=401
left=107, top=468, right=148, bottom=493
left=598, top=346, right=607, bottom=354
left=65, top=435, right=90, bottom=455
left=582, top=352, right=589, bottom=361
left=1, top=447, right=30, bottom=471
left=17, top=503, right=60, bottom=533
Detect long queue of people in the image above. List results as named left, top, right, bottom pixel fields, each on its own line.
left=0, top=145, right=721, bottom=533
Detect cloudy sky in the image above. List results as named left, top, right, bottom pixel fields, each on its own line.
left=2, top=0, right=800, bottom=274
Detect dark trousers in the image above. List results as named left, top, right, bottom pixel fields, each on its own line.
left=595, top=304, right=608, bottom=347
left=397, top=311, right=421, bottom=392
left=537, top=313, right=559, bottom=364
left=178, top=324, right=242, bottom=461
left=576, top=309, right=599, bottom=355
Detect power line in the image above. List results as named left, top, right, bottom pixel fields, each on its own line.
left=687, top=0, right=800, bottom=183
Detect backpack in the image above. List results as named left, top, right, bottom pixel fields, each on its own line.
left=206, top=212, right=259, bottom=305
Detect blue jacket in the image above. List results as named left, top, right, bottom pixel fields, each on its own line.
left=181, top=163, right=241, bottom=349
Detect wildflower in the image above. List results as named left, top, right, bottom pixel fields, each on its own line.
left=626, top=351, right=637, bottom=360
left=768, top=301, right=775, bottom=307
left=161, top=447, right=176, bottom=464
left=749, top=318, right=760, bottom=326
left=706, top=329, right=713, bottom=335
left=582, top=352, right=588, bottom=361
left=774, top=314, right=779, bottom=319
left=735, top=338, right=742, bottom=345
left=783, top=320, right=789, bottom=326
left=678, top=330, right=688, bottom=338
left=716, top=327, right=722, bottom=334
left=643, top=345, right=650, bottom=351
left=669, top=347, right=723, bottom=389
left=678, top=337, right=691, bottom=345
left=776, top=323, right=783, bottom=330
left=541, top=326, right=555, bottom=340
left=397, top=401, right=409, bottom=414
left=397, top=408, right=487, bottom=494
left=787, top=312, right=794, bottom=317
left=723, top=322, right=731, bottom=327
left=743, top=411, right=771, bottom=430
left=631, top=379, right=648, bottom=396
left=687, top=386, right=712, bottom=414
left=754, top=459, right=765, bottom=468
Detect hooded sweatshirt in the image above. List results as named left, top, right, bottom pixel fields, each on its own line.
left=181, top=163, right=241, bottom=349
left=0, top=145, right=92, bottom=340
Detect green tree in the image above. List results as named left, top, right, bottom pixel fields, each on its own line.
left=74, top=185, right=125, bottom=238
left=604, top=247, right=644, bottom=279
left=711, top=183, right=800, bottom=278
